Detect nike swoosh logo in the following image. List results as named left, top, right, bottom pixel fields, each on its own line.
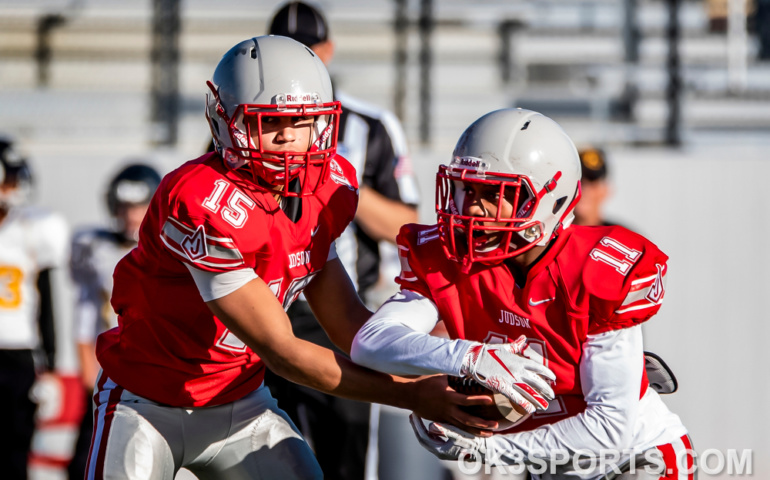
left=487, top=349, right=515, bottom=378
left=487, top=350, right=548, bottom=410
left=528, top=297, right=555, bottom=306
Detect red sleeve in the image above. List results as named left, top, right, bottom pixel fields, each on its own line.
left=323, top=154, right=359, bottom=241
left=159, top=170, right=268, bottom=273
left=582, top=227, right=669, bottom=335
left=394, top=224, right=438, bottom=300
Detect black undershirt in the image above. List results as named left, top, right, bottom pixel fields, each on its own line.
left=281, top=178, right=303, bottom=223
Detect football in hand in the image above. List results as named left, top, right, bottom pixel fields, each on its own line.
left=448, top=375, right=531, bottom=432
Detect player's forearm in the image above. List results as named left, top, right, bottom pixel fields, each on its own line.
left=490, top=402, right=636, bottom=466
left=265, top=336, right=418, bottom=409
left=76, top=342, right=99, bottom=389
left=352, top=323, right=470, bottom=376
left=36, top=268, right=56, bottom=370
left=355, top=186, right=418, bottom=243
left=351, top=290, right=474, bottom=376
left=206, top=279, right=416, bottom=407
left=264, top=339, right=498, bottom=434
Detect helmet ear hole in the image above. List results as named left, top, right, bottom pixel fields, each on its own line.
left=552, top=196, right=567, bottom=214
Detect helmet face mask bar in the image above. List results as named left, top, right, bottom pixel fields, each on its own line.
left=205, top=36, right=342, bottom=198
left=207, top=82, right=341, bottom=197
left=436, top=161, right=543, bottom=268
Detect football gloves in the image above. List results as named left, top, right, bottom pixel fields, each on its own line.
left=410, top=414, right=491, bottom=463
left=460, top=335, right=555, bottom=414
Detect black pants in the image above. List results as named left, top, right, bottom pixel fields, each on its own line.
left=263, top=301, right=371, bottom=480
left=0, top=350, right=37, bottom=480
left=759, top=0, right=770, bottom=59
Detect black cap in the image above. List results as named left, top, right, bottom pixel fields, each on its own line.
left=268, top=2, right=329, bottom=48
left=578, top=147, right=608, bottom=182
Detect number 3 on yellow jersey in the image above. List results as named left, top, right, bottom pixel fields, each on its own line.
left=0, top=266, right=23, bottom=309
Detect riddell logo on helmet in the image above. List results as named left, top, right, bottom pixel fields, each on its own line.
left=286, top=93, right=316, bottom=104
left=454, top=157, right=485, bottom=169
left=314, top=123, right=333, bottom=149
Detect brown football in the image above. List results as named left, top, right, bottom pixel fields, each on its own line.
left=448, top=375, right=531, bottom=432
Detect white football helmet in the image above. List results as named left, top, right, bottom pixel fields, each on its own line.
left=205, top=35, right=341, bottom=197
left=436, top=108, right=581, bottom=267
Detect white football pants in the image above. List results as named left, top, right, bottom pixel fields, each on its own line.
left=85, top=372, right=322, bottom=480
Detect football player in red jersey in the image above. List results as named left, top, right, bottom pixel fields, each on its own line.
left=84, top=37, right=555, bottom=480
left=352, top=108, right=695, bottom=479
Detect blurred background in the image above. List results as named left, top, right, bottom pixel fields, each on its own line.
left=1, top=0, right=768, bottom=478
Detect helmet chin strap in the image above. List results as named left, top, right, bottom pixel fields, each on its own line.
left=312, top=118, right=333, bottom=151
left=477, top=237, right=500, bottom=253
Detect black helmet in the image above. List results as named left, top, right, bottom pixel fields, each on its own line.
left=105, top=163, right=161, bottom=217
left=0, top=138, right=33, bottom=210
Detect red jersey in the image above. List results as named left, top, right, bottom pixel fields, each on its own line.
left=396, top=223, right=667, bottom=432
left=96, top=152, right=358, bottom=407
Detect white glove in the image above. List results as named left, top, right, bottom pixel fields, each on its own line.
left=460, top=335, right=555, bottom=414
left=409, top=413, right=491, bottom=463
left=29, top=373, right=62, bottom=422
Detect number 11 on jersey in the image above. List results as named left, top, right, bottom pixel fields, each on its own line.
left=589, top=237, right=641, bottom=275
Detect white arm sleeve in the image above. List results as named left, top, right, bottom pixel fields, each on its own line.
left=489, top=325, right=645, bottom=462
left=184, top=265, right=258, bottom=302
left=351, top=289, right=476, bottom=376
